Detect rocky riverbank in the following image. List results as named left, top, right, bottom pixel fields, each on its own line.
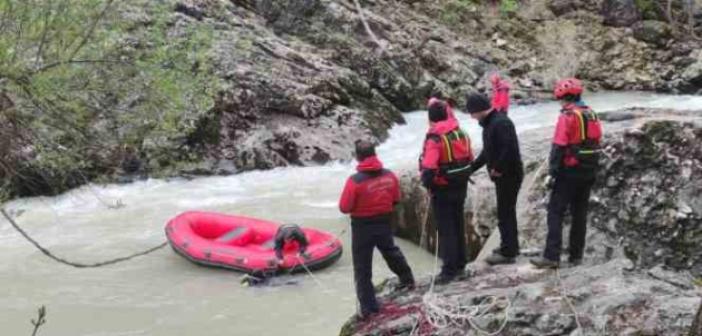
left=3, top=0, right=702, bottom=202
left=342, top=111, right=702, bottom=335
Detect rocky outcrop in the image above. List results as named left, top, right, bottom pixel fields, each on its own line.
left=633, top=20, right=673, bottom=46
left=123, top=0, right=702, bottom=174
left=391, top=172, right=495, bottom=261
left=340, top=259, right=699, bottom=336
left=693, top=302, right=702, bottom=336
left=343, top=112, right=702, bottom=335
left=523, top=120, right=702, bottom=276
left=601, top=0, right=641, bottom=27
left=4, top=0, right=702, bottom=201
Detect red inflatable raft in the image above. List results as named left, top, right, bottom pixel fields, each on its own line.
left=165, top=211, right=343, bottom=274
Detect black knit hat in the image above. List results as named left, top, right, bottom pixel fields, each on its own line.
left=465, top=92, right=491, bottom=114
left=354, top=140, right=376, bottom=161
left=428, top=102, right=448, bottom=122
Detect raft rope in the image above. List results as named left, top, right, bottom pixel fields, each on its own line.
left=409, top=232, right=511, bottom=336
left=555, top=267, right=584, bottom=335
left=1, top=208, right=167, bottom=268
left=295, top=254, right=331, bottom=292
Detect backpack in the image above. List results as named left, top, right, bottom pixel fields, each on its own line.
left=428, top=129, right=473, bottom=185
left=570, top=108, right=602, bottom=171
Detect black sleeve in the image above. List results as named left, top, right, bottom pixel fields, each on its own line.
left=493, top=120, right=519, bottom=174
left=471, top=150, right=487, bottom=173
left=274, top=229, right=285, bottom=259
left=421, top=169, right=436, bottom=190
left=549, top=144, right=566, bottom=177
left=293, top=227, right=308, bottom=253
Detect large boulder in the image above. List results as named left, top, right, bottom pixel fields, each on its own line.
left=523, top=120, right=702, bottom=276
left=548, top=0, right=584, bottom=16
left=679, top=50, right=702, bottom=93
left=391, top=172, right=494, bottom=261
left=633, top=20, right=673, bottom=46
left=601, top=0, right=641, bottom=27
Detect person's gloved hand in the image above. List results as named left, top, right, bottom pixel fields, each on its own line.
left=298, top=251, right=311, bottom=260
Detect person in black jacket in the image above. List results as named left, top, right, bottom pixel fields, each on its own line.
left=274, top=223, right=309, bottom=263
left=465, top=93, right=524, bottom=265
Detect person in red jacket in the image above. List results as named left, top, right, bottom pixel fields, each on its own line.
left=339, top=140, right=415, bottom=319
left=419, top=100, right=474, bottom=284
left=531, top=78, right=602, bottom=269
left=490, top=73, right=511, bottom=114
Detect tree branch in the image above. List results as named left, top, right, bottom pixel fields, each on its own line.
left=33, top=59, right=130, bottom=74
left=352, top=0, right=387, bottom=56
left=30, top=305, right=46, bottom=336
left=66, top=0, right=115, bottom=61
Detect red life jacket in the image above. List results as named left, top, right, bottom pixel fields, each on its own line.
left=554, top=105, right=602, bottom=169
left=421, top=120, right=474, bottom=186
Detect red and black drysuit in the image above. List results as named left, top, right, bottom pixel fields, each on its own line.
left=543, top=103, right=602, bottom=262
left=339, top=156, right=414, bottom=316
left=420, top=116, right=474, bottom=277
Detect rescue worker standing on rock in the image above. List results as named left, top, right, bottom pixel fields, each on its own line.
left=531, top=78, right=602, bottom=269
left=465, top=92, right=524, bottom=265
left=339, top=140, right=415, bottom=319
left=420, top=99, right=474, bottom=284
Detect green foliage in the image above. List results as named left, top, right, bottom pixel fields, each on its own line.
left=0, top=0, right=219, bottom=196
left=634, top=0, right=660, bottom=20
left=440, top=0, right=519, bottom=25
left=499, top=0, right=519, bottom=14
left=441, top=0, right=480, bottom=25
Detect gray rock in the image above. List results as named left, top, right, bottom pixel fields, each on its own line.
left=633, top=21, right=673, bottom=47
left=601, top=0, right=642, bottom=27
left=548, top=0, right=583, bottom=16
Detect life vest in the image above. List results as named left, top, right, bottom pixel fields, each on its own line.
left=564, top=107, right=602, bottom=170
left=427, top=128, right=474, bottom=185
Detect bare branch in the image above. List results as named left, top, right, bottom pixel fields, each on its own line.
left=30, top=305, right=46, bottom=336
left=352, top=0, right=387, bottom=56
left=34, top=1, right=55, bottom=66
left=66, top=0, right=115, bottom=61
left=33, top=59, right=130, bottom=74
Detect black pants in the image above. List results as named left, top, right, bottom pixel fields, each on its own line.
left=494, top=174, right=522, bottom=257
left=352, top=217, right=414, bottom=315
left=432, top=187, right=468, bottom=277
left=544, top=176, right=594, bottom=261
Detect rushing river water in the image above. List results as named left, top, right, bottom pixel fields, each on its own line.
left=2, top=92, right=701, bottom=336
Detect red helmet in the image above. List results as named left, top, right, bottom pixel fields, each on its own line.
left=554, top=78, right=583, bottom=99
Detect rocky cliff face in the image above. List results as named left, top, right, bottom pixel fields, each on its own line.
left=341, top=112, right=702, bottom=335
left=3, top=0, right=702, bottom=200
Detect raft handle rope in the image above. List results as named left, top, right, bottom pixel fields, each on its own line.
left=1, top=208, right=167, bottom=268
